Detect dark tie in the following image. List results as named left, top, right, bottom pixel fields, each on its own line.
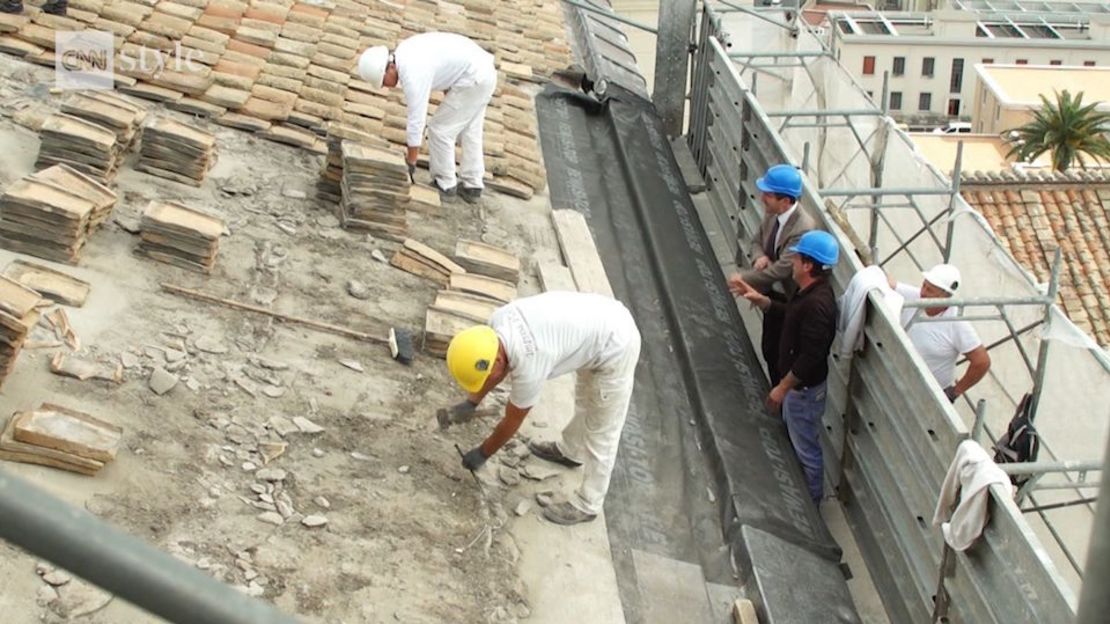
left=764, top=218, right=781, bottom=260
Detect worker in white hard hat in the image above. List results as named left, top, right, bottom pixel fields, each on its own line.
left=442, top=292, right=641, bottom=526
left=357, top=33, right=497, bottom=205
left=889, top=264, right=991, bottom=402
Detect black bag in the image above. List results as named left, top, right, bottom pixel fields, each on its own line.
left=992, top=392, right=1040, bottom=486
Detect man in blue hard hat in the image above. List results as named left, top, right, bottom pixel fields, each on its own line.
left=728, top=164, right=816, bottom=383
left=731, top=230, right=840, bottom=504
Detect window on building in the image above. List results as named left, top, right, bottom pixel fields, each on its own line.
left=982, top=58, right=994, bottom=64
left=890, top=91, right=903, bottom=110
left=948, top=98, right=961, bottom=116
left=950, top=58, right=965, bottom=93
left=1084, top=61, right=1096, bottom=67
left=893, top=56, right=906, bottom=76
left=1050, top=60, right=1062, bottom=66
left=922, top=57, right=935, bottom=77
left=919, top=93, right=932, bottom=111
left=1016, top=59, right=1028, bottom=65
left=863, top=56, right=876, bottom=75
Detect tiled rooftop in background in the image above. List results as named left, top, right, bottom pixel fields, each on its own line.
left=962, top=172, right=1110, bottom=347
left=0, top=0, right=571, bottom=199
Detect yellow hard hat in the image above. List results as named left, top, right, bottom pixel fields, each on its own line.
left=446, top=325, right=500, bottom=393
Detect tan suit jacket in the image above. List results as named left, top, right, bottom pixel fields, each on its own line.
left=739, top=207, right=817, bottom=296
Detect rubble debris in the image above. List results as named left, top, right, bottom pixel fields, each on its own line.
left=292, top=416, right=324, bottom=434
left=338, top=359, right=363, bottom=372
left=371, top=249, right=388, bottom=264
left=44, top=308, right=79, bottom=350
left=513, top=499, right=531, bottom=516
left=302, top=515, right=328, bottom=528
left=2, top=259, right=91, bottom=307
left=193, top=335, right=229, bottom=354
left=137, top=201, right=224, bottom=274
left=521, top=463, right=561, bottom=481
left=257, top=511, right=284, bottom=526
left=50, top=579, right=112, bottom=619
left=255, top=468, right=287, bottom=482
left=149, top=367, right=178, bottom=395
left=346, top=279, right=371, bottom=300
left=49, top=353, right=123, bottom=384
left=454, top=239, right=521, bottom=284
left=339, top=142, right=410, bottom=241
left=314, top=496, right=330, bottom=509
left=136, top=117, right=218, bottom=186
left=499, top=465, right=521, bottom=487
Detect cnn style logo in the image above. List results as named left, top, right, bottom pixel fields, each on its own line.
left=56, top=30, right=114, bottom=90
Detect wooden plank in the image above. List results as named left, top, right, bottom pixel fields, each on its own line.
left=550, top=209, right=612, bottom=297
left=732, top=599, right=759, bottom=624
left=390, top=249, right=449, bottom=286
left=433, top=289, right=500, bottom=323
left=448, top=273, right=516, bottom=304
left=454, top=239, right=520, bottom=284
left=402, top=239, right=466, bottom=275
left=2, top=260, right=90, bottom=306
left=0, top=415, right=103, bottom=475
left=538, top=261, right=576, bottom=293
left=12, top=404, right=122, bottom=462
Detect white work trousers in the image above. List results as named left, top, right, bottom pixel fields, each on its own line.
left=556, top=329, right=641, bottom=515
left=427, top=63, right=497, bottom=191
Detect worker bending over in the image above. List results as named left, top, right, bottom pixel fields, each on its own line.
left=443, top=292, right=641, bottom=526
left=357, top=32, right=497, bottom=204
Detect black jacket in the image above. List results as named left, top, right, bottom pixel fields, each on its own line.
left=766, top=279, right=838, bottom=388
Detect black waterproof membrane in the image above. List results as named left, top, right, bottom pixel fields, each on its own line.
left=536, top=84, right=860, bottom=623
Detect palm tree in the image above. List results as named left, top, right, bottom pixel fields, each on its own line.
left=1005, top=90, right=1110, bottom=171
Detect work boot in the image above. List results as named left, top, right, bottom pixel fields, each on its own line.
left=42, top=0, right=66, bottom=14
left=458, top=186, right=482, bottom=205
left=0, top=0, right=22, bottom=14
left=542, top=501, right=597, bottom=526
left=432, top=179, right=457, bottom=202
left=528, top=440, right=582, bottom=468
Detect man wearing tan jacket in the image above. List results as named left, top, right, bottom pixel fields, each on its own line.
left=728, top=164, right=816, bottom=383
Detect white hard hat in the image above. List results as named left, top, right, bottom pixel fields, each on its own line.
left=357, top=46, right=389, bottom=88
left=922, top=263, right=961, bottom=295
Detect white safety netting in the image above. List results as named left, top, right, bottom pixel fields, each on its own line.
left=716, top=5, right=1109, bottom=587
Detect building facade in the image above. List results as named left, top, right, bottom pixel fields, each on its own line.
left=827, top=4, right=1110, bottom=127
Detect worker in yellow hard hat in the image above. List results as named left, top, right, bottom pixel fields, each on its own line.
left=443, top=291, right=641, bottom=526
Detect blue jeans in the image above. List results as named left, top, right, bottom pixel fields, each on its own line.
left=783, top=381, right=827, bottom=503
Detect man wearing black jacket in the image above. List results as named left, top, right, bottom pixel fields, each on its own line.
left=731, top=230, right=839, bottom=503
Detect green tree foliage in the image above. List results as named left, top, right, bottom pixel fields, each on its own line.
left=1005, top=90, right=1110, bottom=171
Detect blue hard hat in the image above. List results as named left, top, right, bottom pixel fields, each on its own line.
left=755, top=164, right=803, bottom=198
left=789, top=230, right=839, bottom=267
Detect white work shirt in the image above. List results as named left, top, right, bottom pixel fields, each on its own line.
left=394, top=32, right=495, bottom=147
left=775, top=204, right=797, bottom=250
left=490, top=292, right=638, bottom=409
left=896, top=283, right=982, bottom=388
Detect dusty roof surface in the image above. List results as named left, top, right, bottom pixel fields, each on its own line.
left=977, top=64, right=1110, bottom=108
left=908, top=133, right=1053, bottom=173
left=0, top=0, right=570, bottom=198
left=962, top=173, right=1110, bottom=346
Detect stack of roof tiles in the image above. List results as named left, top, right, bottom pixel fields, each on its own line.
left=35, top=113, right=122, bottom=183
left=0, top=165, right=116, bottom=264
left=339, top=141, right=409, bottom=241
left=0, top=276, right=41, bottom=389
left=0, top=0, right=572, bottom=198
left=136, top=117, right=218, bottom=186
left=138, top=201, right=224, bottom=274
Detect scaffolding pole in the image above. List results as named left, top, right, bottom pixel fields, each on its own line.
left=1077, top=429, right=1110, bottom=624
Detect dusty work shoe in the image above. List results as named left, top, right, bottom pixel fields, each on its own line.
left=458, top=186, right=482, bottom=205
left=432, top=179, right=457, bottom=201
left=528, top=440, right=582, bottom=468
left=542, top=501, right=597, bottom=525
left=41, top=0, right=65, bottom=14
left=0, top=0, right=22, bottom=13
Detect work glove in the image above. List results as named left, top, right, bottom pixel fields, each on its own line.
left=406, top=161, right=416, bottom=184
left=461, top=446, right=488, bottom=472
